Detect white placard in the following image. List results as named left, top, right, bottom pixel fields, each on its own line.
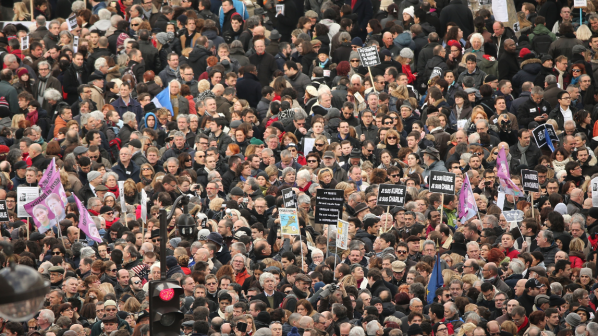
left=336, top=219, right=349, bottom=249
left=497, top=191, right=506, bottom=210
left=592, top=177, right=598, bottom=207
left=141, top=189, right=147, bottom=223
left=275, top=4, right=284, bottom=16
left=492, top=0, right=509, bottom=23
left=303, top=138, right=330, bottom=156
left=67, top=15, right=78, bottom=31
left=574, top=0, right=587, bottom=7
left=20, top=36, right=28, bottom=50
left=118, top=181, right=126, bottom=211
left=17, top=187, right=40, bottom=218
left=73, top=36, right=79, bottom=53
left=457, top=119, right=467, bottom=130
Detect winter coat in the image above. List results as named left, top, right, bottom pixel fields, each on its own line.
left=497, top=50, right=520, bottom=81
left=417, top=42, right=440, bottom=75
left=517, top=96, right=552, bottom=128
left=512, top=58, right=542, bottom=91
left=249, top=52, right=278, bottom=87
left=202, top=30, right=226, bottom=50
left=111, top=160, right=141, bottom=183
left=286, top=71, right=311, bottom=100
left=422, top=55, right=449, bottom=83
left=138, top=39, right=161, bottom=73
left=538, top=0, right=560, bottom=31
left=230, top=47, right=251, bottom=67
left=275, top=0, right=300, bottom=42
left=158, top=66, right=182, bottom=87
left=439, top=0, right=473, bottom=37
left=509, top=142, right=542, bottom=168
left=548, top=104, right=578, bottom=130
left=188, top=45, right=211, bottom=80
left=528, top=24, right=556, bottom=54
left=456, top=67, right=487, bottom=89
left=345, top=0, right=373, bottom=39
left=333, top=42, right=353, bottom=64
left=548, top=34, right=583, bottom=60
left=236, top=73, right=262, bottom=108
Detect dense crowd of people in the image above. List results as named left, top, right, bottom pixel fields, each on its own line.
left=6, top=0, right=598, bottom=336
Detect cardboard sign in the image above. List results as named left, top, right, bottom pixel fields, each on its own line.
left=20, top=36, right=28, bottom=50
left=521, top=169, right=539, bottom=192
left=0, top=201, right=8, bottom=222
left=429, top=171, right=456, bottom=195
left=282, top=188, right=297, bottom=209
left=503, top=210, right=524, bottom=222
left=280, top=208, right=300, bottom=235
left=67, top=15, right=78, bottom=31
left=377, top=184, right=406, bottom=207
left=532, top=124, right=559, bottom=148
left=17, top=187, right=40, bottom=218
left=358, top=46, right=381, bottom=67
left=315, top=189, right=344, bottom=225
left=337, top=219, right=349, bottom=250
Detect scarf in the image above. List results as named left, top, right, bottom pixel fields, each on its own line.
left=108, top=185, right=120, bottom=199
left=351, top=0, right=357, bottom=8
left=517, top=142, right=529, bottom=165
left=556, top=68, right=565, bottom=88
left=171, top=94, right=179, bottom=117
left=37, top=73, right=51, bottom=105
left=140, top=176, right=152, bottom=186
left=517, top=317, right=529, bottom=334
left=73, top=63, right=84, bottom=84
left=26, top=109, right=38, bottom=125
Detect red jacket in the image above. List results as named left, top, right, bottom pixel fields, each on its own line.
left=235, top=268, right=251, bottom=286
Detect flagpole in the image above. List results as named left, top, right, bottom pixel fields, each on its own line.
left=26, top=217, right=29, bottom=240
left=440, top=194, right=444, bottom=225
left=326, top=224, right=330, bottom=259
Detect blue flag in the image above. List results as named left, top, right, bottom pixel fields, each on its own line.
left=151, top=85, right=173, bottom=116
left=426, top=254, right=444, bottom=304
left=545, top=128, right=555, bottom=152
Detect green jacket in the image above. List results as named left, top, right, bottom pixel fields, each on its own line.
left=528, top=24, right=557, bottom=42
left=442, top=205, right=459, bottom=227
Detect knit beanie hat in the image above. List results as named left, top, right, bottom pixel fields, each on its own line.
left=288, top=327, right=300, bottom=336
left=554, top=203, right=568, bottom=215
left=351, top=37, right=363, bottom=47
left=349, top=50, right=360, bottom=61
left=16, top=67, right=28, bottom=78
left=400, top=48, right=414, bottom=59
left=580, top=268, right=593, bottom=278
left=403, top=6, right=414, bottom=18
left=87, top=171, right=101, bottom=183
left=116, top=33, right=129, bottom=49
left=566, top=313, right=582, bottom=328
left=156, top=32, right=169, bottom=45
left=519, top=48, right=531, bottom=58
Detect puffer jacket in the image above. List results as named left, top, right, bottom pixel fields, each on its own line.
left=477, top=55, right=498, bottom=77
left=456, top=66, right=486, bottom=88
left=512, top=58, right=542, bottom=91
left=548, top=33, right=583, bottom=60
left=393, top=32, right=416, bottom=55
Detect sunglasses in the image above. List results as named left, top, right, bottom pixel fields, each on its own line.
left=104, top=212, right=114, bottom=216
left=315, top=143, right=325, bottom=147
left=108, top=268, right=117, bottom=272
left=133, top=280, right=141, bottom=285
left=142, top=167, right=152, bottom=171
left=397, top=250, right=407, bottom=254
left=307, top=160, right=318, bottom=163
left=391, top=174, right=399, bottom=177
left=88, top=155, right=98, bottom=159
left=384, top=122, right=393, bottom=125
left=387, top=136, right=397, bottom=140
left=152, top=238, right=161, bottom=242
left=52, top=252, right=62, bottom=255
left=131, top=23, right=139, bottom=27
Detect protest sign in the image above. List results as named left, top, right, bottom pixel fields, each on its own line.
left=521, top=169, right=540, bottom=192
left=23, top=172, right=66, bottom=234
left=377, top=184, right=406, bottom=207
left=429, top=171, right=456, bottom=195
left=592, top=177, right=598, bottom=207
left=337, top=219, right=349, bottom=250
left=73, top=195, right=102, bottom=242
left=118, top=181, right=126, bottom=210
left=17, top=187, right=40, bottom=218
left=282, top=188, right=297, bottom=208
left=67, top=15, right=77, bottom=31
left=533, top=124, right=558, bottom=149
left=279, top=208, right=300, bottom=235
left=315, top=189, right=344, bottom=225
left=358, top=46, right=381, bottom=67
left=0, top=201, right=8, bottom=222
left=20, top=36, right=28, bottom=50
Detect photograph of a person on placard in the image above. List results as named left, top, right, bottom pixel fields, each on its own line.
left=33, top=204, right=56, bottom=233
left=46, top=194, right=65, bottom=222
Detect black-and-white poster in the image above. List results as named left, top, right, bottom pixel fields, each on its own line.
left=315, top=189, right=344, bottom=225
left=358, top=46, right=381, bottom=67
left=279, top=108, right=295, bottom=121
left=521, top=169, right=539, bottom=192
left=67, top=15, right=78, bottom=31
left=0, top=201, right=8, bottom=222
left=429, top=171, right=456, bottom=195
left=20, top=36, right=28, bottom=50
left=17, top=187, right=39, bottom=218
left=377, top=184, right=406, bottom=207
left=73, top=36, right=79, bottom=53
left=532, top=124, right=559, bottom=148
left=275, top=4, right=284, bottom=16
left=282, top=188, right=297, bottom=208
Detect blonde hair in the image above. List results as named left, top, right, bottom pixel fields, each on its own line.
left=198, top=79, right=211, bottom=93
left=13, top=2, right=30, bottom=20
left=457, top=323, right=477, bottom=336
left=98, top=282, right=115, bottom=294
left=209, top=198, right=224, bottom=211
left=11, top=114, right=25, bottom=129
left=461, top=274, right=478, bottom=285
left=570, top=238, right=585, bottom=252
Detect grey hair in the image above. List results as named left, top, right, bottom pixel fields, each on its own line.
left=280, top=149, right=292, bottom=159
left=351, top=74, right=363, bottom=83
left=350, top=327, right=366, bottom=336
left=98, top=9, right=112, bottom=20
left=71, top=0, right=85, bottom=11
left=90, top=111, right=104, bottom=121
left=339, top=32, right=352, bottom=44
left=255, top=329, right=273, bottom=336
left=485, top=215, right=499, bottom=228
left=49, top=20, right=61, bottom=28
left=103, top=172, right=119, bottom=184
left=422, top=240, right=435, bottom=251
left=38, top=60, right=50, bottom=70
left=575, top=326, right=586, bottom=336
left=551, top=282, right=563, bottom=296
left=509, top=259, right=524, bottom=274
left=465, top=312, right=481, bottom=324
left=81, top=114, right=90, bottom=125
left=86, top=197, right=101, bottom=209
left=308, top=183, right=320, bottom=195
left=246, top=177, right=259, bottom=191
left=39, top=309, right=55, bottom=324
left=169, top=79, right=181, bottom=88
left=297, top=170, right=312, bottom=182
left=80, top=247, right=95, bottom=259
left=94, top=57, right=107, bottom=71
left=123, top=112, right=136, bottom=124
left=3, top=54, right=16, bottom=64
left=165, top=157, right=179, bottom=166
left=541, top=229, right=554, bottom=243
left=259, top=272, right=276, bottom=287
left=468, top=133, right=480, bottom=144
left=44, top=88, right=62, bottom=102
left=262, top=148, right=273, bottom=156
left=177, top=114, right=190, bottom=122
left=531, top=86, right=544, bottom=95
left=281, top=167, right=296, bottom=178
left=409, top=298, right=422, bottom=305
left=587, top=322, right=598, bottom=336
left=294, top=110, right=307, bottom=121
left=469, top=33, right=483, bottom=44
left=545, top=75, right=557, bottom=85
left=460, top=152, right=472, bottom=163
left=366, top=321, right=381, bottom=336
left=173, top=131, right=185, bottom=139
left=231, top=252, right=247, bottom=263
left=446, top=302, right=458, bottom=314
left=298, top=194, right=310, bottom=205
left=311, top=248, right=323, bottom=257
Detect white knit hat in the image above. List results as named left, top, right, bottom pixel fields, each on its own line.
left=403, top=6, right=415, bottom=18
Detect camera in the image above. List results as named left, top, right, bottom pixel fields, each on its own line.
left=329, top=284, right=338, bottom=291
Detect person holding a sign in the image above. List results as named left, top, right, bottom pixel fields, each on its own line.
left=421, top=148, right=448, bottom=181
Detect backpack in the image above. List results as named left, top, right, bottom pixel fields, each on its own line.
left=531, top=34, right=553, bottom=55
left=280, top=293, right=297, bottom=310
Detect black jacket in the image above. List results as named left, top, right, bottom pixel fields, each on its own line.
left=77, top=183, right=96, bottom=206
left=189, top=46, right=211, bottom=81
left=86, top=48, right=112, bottom=74
left=236, top=73, right=262, bottom=108
left=439, top=0, right=473, bottom=37
left=253, top=291, right=286, bottom=309
left=498, top=50, right=520, bottom=81
left=249, top=52, right=278, bottom=87
left=517, top=96, right=552, bottom=128
left=63, top=64, right=89, bottom=105
left=509, top=142, right=542, bottom=169
left=138, top=40, right=161, bottom=73
left=112, top=160, right=141, bottom=183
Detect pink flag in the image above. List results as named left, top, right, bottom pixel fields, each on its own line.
left=458, top=173, right=478, bottom=222
left=496, top=147, right=510, bottom=180
left=73, top=194, right=103, bottom=243
left=24, top=167, right=67, bottom=233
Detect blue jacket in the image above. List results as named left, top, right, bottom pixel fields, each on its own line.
left=92, top=2, right=107, bottom=14
left=218, top=0, right=248, bottom=29
left=11, top=175, right=26, bottom=189
left=110, top=96, right=144, bottom=126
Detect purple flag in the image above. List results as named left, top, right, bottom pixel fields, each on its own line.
left=496, top=147, right=510, bottom=180
left=73, top=194, right=102, bottom=243
left=39, top=158, right=58, bottom=189
left=458, top=173, right=478, bottom=221
left=24, top=167, right=67, bottom=233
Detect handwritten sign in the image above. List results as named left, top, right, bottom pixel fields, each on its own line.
left=282, top=188, right=297, bottom=208
left=358, top=46, right=381, bottom=67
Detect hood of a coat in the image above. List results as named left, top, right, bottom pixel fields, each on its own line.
left=394, top=32, right=413, bottom=47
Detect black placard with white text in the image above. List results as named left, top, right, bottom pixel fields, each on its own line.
left=282, top=188, right=297, bottom=208
left=315, top=189, right=345, bottom=225
left=521, top=169, right=540, bottom=192
left=429, top=171, right=456, bottom=195
left=377, top=184, right=406, bottom=207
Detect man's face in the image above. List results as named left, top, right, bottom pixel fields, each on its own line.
left=168, top=55, right=179, bottom=69
left=493, top=22, right=505, bottom=36
left=561, top=7, right=571, bottom=19
left=556, top=59, right=568, bottom=71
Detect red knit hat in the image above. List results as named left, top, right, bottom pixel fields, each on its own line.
left=16, top=67, right=28, bottom=78
left=447, top=40, right=461, bottom=48
left=519, top=48, right=531, bottom=58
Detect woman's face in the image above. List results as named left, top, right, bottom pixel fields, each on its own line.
left=353, top=266, right=364, bottom=279
left=147, top=115, right=155, bottom=127
left=180, top=181, right=190, bottom=192
left=283, top=137, right=293, bottom=146
left=321, top=172, right=332, bottom=184
left=257, top=175, right=267, bottom=186
left=233, top=101, right=243, bottom=112
left=573, top=67, right=582, bottom=78
left=297, top=305, right=307, bottom=316
left=184, top=157, right=192, bottom=167
left=304, top=21, right=312, bottom=30
left=556, top=151, right=565, bottom=161
left=126, top=315, right=135, bottom=328
left=481, top=246, right=489, bottom=259
left=307, top=157, right=319, bottom=168
left=439, top=116, right=447, bottom=127
left=28, top=105, right=36, bottom=113
left=575, top=136, right=585, bottom=148
left=141, top=165, right=153, bottom=177
left=60, top=34, right=70, bottom=44
left=382, top=153, right=391, bottom=164
left=246, top=319, right=253, bottom=331
left=166, top=24, right=175, bottom=33
left=386, top=133, right=397, bottom=145
left=334, top=146, right=342, bottom=157
left=407, top=154, right=418, bottom=167
left=458, top=28, right=463, bottom=39
left=366, top=24, right=372, bottom=33
left=106, top=175, right=117, bottom=187
left=235, top=131, right=245, bottom=143
left=61, top=307, right=74, bottom=318
left=581, top=274, right=591, bottom=285
left=105, top=197, right=115, bottom=207
left=585, top=114, right=592, bottom=125
left=474, top=113, right=485, bottom=123
left=20, top=74, right=29, bottom=81
left=455, top=96, right=464, bottom=106
left=225, top=147, right=233, bottom=157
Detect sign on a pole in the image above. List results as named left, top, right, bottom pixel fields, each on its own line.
left=377, top=184, right=406, bottom=207
left=592, top=177, right=598, bottom=207
left=532, top=124, right=558, bottom=148
left=357, top=46, right=381, bottom=67
left=503, top=210, right=524, bottom=222
left=0, top=201, right=9, bottom=222
left=67, top=15, right=78, bottom=31
left=17, top=187, right=40, bottom=218
left=279, top=208, right=300, bottom=235
left=118, top=181, right=126, bottom=211
left=315, top=189, right=344, bottom=225
left=282, top=188, right=297, bottom=209
left=336, top=219, right=349, bottom=250
left=429, top=171, right=456, bottom=195
left=521, top=169, right=539, bottom=192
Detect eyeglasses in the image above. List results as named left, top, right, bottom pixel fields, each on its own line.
left=206, top=282, right=217, bottom=286
left=108, top=268, right=117, bottom=272
left=384, top=122, right=393, bottom=125
left=104, top=212, right=114, bottom=216
left=350, top=60, right=359, bottom=63
left=396, top=250, right=407, bottom=254
left=105, top=308, right=117, bottom=312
